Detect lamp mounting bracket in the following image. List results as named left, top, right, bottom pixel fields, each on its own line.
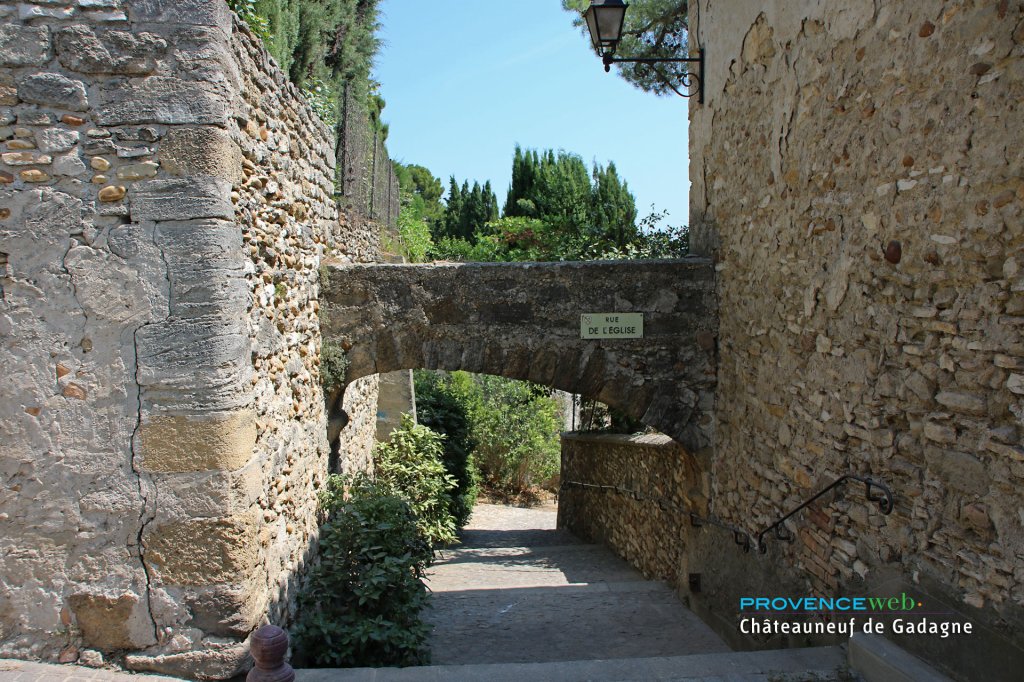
left=602, top=47, right=705, bottom=103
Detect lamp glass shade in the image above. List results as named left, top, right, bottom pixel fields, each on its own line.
left=583, top=1, right=628, bottom=52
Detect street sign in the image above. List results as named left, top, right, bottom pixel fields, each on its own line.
left=580, top=312, right=644, bottom=339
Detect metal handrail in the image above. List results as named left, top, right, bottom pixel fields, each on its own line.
left=559, top=479, right=756, bottom=553
left=560, top=472, right=894, bottom=555
left=688, top=512, right=754, bottom=553
left=755, top=474, right=894, bottom=554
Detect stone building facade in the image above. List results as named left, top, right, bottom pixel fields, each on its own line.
left=564, top=2, right=1022, bottom=679
left=0, top=1, right=385, bottom=677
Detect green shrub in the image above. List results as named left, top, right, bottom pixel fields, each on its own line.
left=415, top=372, right=561, bottom=497
left=320, top=339, right=349, bottom=392
left=468, top=375, right=561, bottom=495
left=293, top=476, right=431, bottom=668
left=374, top=415, right=458, bottom=548
left=429, top=235, right=509, bottom=263
left=395, top=205, right=435, bottom=263
left=227, top=0, right=272, bottom=42
left=413, top=371, right=479, bottom=528
left=303, top=76, right=339, bottom=130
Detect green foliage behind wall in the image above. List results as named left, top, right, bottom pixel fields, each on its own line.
left=415, top=371, right=562, bottom=498
left=229, top=0, right=382, bottom=128
left=413, top=371, right=480, bottom=528
left=250, top=0, right=380, bottom=87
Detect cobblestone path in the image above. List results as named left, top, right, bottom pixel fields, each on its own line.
left=423, top=503, right=730, bottom=665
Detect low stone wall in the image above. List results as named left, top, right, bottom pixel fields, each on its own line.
left=558, top=433, right=710, bottom=585
left=0, top=1, right=381, bottom=677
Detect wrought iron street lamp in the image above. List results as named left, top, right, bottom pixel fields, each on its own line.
left=582, top=0, right=705, bottom=103
left=584, top=0, right=628, bottom=53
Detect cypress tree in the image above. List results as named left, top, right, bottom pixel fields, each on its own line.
left=591, top=161, right=637, bottom=248
left=482, top=181, right=498, bottom=222
left=505, top=145, right=541, bottom=218
left=441, top=177, right=463, bottom=240
left=504, top=146, right=524, bottom=216
left=457, top=181, right=473, bottom=240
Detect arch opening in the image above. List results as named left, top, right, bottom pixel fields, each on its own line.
left=321, top=259, right=718, bottom=453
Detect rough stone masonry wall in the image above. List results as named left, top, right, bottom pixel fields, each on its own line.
left=322, top=259, right=718, bottom=453
left=687, top=1, right=1023, bottom=678
left=0, top=1, right=380, bottom=678
left=558, top=434, right=710, bottom=585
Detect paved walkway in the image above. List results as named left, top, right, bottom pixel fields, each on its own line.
left=0, top=503, right=849, bottom=682
left=0, top=503, right=726, bottom=682
left=422, top=503, right=730, bottom=665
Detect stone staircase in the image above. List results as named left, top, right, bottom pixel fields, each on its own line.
left=294, top=646, right=849, bottom=681
left=293, top=505, right=851, bottom=682
left=289, top=505, right=952, bottom=682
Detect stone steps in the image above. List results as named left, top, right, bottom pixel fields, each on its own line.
left=848, top=633, right=952, bottom=681
left=294, top=645, right=849, bottom=682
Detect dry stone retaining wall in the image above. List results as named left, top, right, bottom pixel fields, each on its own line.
left=683, top=1, right=1023, bottom=678
left=0, top=1, right=381, bottom=678
left=558, top=434, right=710, bottom=584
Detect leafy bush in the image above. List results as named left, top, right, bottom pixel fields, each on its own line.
left=415, top=372, right=561, bottom=497
left=293, top=476, right=432, bottom=668
left=468, top=375, right=562, bottom=494
left=320, top=339, right=349, bottom=392
left=414, top=371, right=479, bottom=528
left=395, top=205, right=435, bottom=263
left=227, top=0, right=272, bottom=41
left=374, top=415, right=458, bottom=547
left=303, top=76, right=339, bottom=129
left=593, top=208, right=690, bottom=260
left=430, top=235, right=509, bottom=263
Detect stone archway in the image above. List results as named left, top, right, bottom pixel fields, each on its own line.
left=321, top=258, right=717, bottom=452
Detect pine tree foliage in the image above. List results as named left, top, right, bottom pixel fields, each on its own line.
left=562, top=0, right=690, bottom=96
left=503, top=145, right=638, bottom=254
left=249, top=0, right=381, bottom=88
left=228, top=1, right=383, bottom=128
left=439, top=177, right=499, bottom=242
left=247, top=0, right=380, bottom=89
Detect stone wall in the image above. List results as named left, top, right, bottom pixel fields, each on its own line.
left=321, top=259, right=718, bottom=452
left=375, top=370, right=416, bottom=442
left=558, top=434, right=709, bottom=584
left=0, top=1, right=381, bottom=678
left=685, top=1, right=1023, bottom=678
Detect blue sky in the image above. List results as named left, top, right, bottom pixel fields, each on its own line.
left=374, top=0, right=691, bottom=228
